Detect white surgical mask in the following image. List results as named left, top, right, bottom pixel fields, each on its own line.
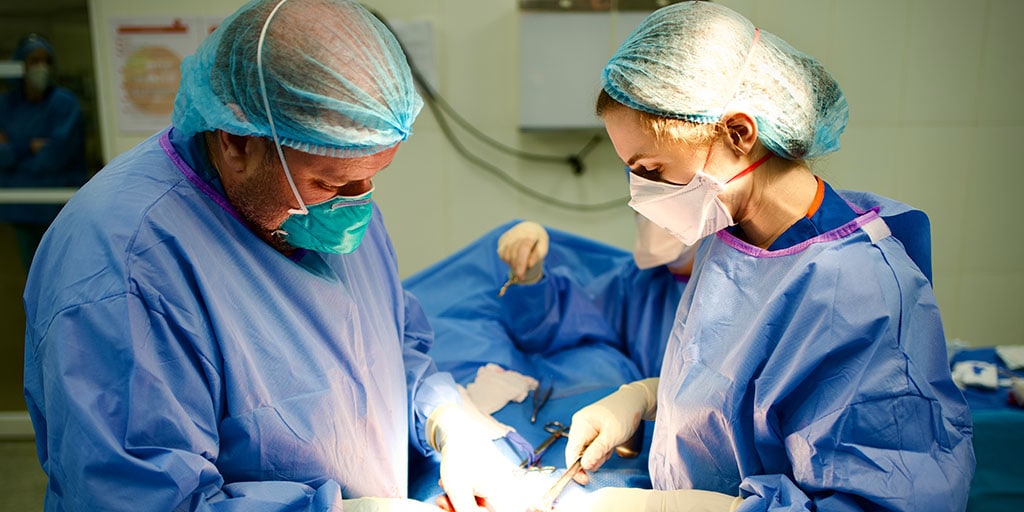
left=632, top=213, right=697, bottom=269
left=24, top=64, right=51, bottom=93
left=628, top=152, right=772, bottom=246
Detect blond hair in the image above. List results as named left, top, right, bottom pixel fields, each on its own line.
left=596, top=89, right=719, bottom=149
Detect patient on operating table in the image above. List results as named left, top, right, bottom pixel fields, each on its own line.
left=403, top=220, right=685, bottom=508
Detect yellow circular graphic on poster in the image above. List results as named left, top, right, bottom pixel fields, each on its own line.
left=122, top=46, right=181, bottom=116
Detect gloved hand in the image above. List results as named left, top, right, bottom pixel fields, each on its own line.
left=426, top=399, right=519, bottom=511
left=342, top=497, right=445, bottom=511
left=496, top=221, right=549, bottom=285
left=567, top=487, right=742, bottom=512
left=565, top=378, right=659, bottom=484
left=456, top=385, right=515, bottom=440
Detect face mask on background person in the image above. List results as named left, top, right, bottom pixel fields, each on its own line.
left=632, top=213, right=697, bottom=269
left=628, top=152, right=771, bottom=246
left=24, top=63, right=51, bottom=93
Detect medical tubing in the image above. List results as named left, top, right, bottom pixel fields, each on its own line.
left=417, top=73, right=592, bottom=166
left=257, top=0, right=308, bottom=216
left=375, top=10, right=596, bottom=168
left=367, top=8, right=630, bottom=212
left=425, top=92, right=630, bottom=211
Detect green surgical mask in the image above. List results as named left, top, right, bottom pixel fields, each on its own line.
left=276, top=189, right=374, bottom=254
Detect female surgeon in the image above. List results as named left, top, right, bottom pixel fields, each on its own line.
left=562, top=2, right=975, bottom=511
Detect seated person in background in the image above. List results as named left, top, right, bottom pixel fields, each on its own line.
left=0, top=33, right=88, bottom=271
left=562, top=2, right=974, bottom=511
left=496, top=215, right=695, bottom=378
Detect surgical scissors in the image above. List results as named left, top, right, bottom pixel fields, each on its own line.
left=520, top=421, right=569, bottom=468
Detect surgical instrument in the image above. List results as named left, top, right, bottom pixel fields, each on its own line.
left=531, top=380, right=553, bottom=423
left=498, top=238, right=540, bottom=297
left=520, top=421, right=569, bottom=468
left=526, top=457, right=583, bottom=512
left=514, top=464, right=556, bottom=476
left=497, top=274, right=517, bottom=297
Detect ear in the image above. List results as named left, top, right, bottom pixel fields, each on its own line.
left=211, top=130, right=255, bottom=176
left=723, top=112, right=758, bottom=156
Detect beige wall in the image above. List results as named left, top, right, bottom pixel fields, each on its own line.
left=78, top=0, right=1024, bottom=353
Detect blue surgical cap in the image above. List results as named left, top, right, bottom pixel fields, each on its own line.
left=13, top=34, right=55, bottom=61
left=602, top=1, right=848, bottom=160
left=172, top=0, right=423, bottom=157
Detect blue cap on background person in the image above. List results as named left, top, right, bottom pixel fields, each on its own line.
left=13, top=33, right=55, bottom=62
left=9, top=34, right=56, bottom=94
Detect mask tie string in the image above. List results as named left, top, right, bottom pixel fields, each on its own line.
left=256, top=0, right=309, bottom=216
left=726, top=152, right=772, bottom=184
left=717, top=27, right=768, bottom=185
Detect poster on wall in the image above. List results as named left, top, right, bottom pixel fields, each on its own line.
left=111, top=17, right=221, bottom=133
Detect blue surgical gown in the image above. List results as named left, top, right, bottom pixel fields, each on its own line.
left=0, top=83, right=88, bottom=224
left=22, top=128, right=459, bottom=511
left=500, top=245, right=687, bottom=379
left=404, top=221, right=685, bottom=398
left=650, top=188, right=975, bottom=511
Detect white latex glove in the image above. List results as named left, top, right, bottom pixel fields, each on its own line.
left=427, top=401, right=519, bottom=511
left=567, top=487, right=742, bottom=512
left=496, top=221, right=549, bottom=284
left=456, top=385, right=516, bottom=440
left=342, top=497, right=445, bottom=511
left=565, top=378, right=658, bottom=484
left=435, top=469, right=564, bottom=512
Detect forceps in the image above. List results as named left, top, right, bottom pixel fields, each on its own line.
left=519, top=421, right=569, bottom=468
left=498, top=239, right=540, bottom=297
left=497, top=274, right=518, bottom=297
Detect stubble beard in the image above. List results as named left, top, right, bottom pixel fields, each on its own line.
left=225, top=152, right=296, bottom=254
